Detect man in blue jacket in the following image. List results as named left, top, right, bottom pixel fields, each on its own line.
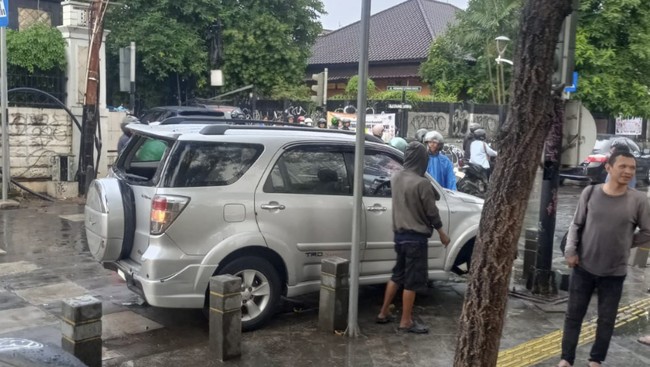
left=424, top=131, right=456, bottom=190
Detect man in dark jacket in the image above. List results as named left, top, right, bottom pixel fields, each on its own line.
left=376, top=141, right=451, bottom=334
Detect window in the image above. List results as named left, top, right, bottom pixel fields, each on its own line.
left=264, top=150, right=350, bottom=195
left=363, top=153, right=402, bottom=197
left=163, top=142, right=263, bottom=187
left=133, top=138, right=169, bottom=162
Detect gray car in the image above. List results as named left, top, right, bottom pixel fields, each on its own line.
left=85, top=124, right=482, bottom=330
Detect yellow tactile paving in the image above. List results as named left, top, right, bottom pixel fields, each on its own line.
left=496, top=297, right=650, bottom=367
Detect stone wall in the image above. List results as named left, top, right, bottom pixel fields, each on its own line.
left=3, top=107, right=73, bottom=181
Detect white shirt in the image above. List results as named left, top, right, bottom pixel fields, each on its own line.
left=469, top=140, right=497, bottom=169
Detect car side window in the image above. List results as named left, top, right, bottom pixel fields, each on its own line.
left=264, top=149, right=350, bottom=195
left=163, top=142, right=263, bottom=187
left=364, top=152, right=402, bottom=197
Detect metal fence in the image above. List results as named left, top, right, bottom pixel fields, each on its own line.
left=7, top=73, right=67, bottom=108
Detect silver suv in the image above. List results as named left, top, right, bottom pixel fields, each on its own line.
left=85, top=124, right=482, bottom=330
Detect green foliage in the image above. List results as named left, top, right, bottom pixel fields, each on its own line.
left=343, top=75, right=376, bottom=99
left=573, top=0, right=650, bottom=117
left=105, top=0, right=324, bottom=106
left=419, top=0, right=523, bottom=103
left=217, top=0, right=324, bottom=96
left=269, top=83, right=312, bottom=101
left=7, top=23, right=67, bottom=73
left=421, top=0, right=650, bottom=117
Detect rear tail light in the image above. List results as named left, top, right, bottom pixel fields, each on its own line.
left=150, top=195, right=190, bottom=235
left=585, top=154, right=607, bottom=163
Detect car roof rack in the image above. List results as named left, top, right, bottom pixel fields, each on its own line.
left=199, top=123, right=385, bottom=143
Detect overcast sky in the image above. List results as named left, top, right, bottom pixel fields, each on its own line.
left=320, top=0, right=469, bottom=30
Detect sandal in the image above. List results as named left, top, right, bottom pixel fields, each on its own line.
left=375, top=314, right=396, bottom=324
left=397, top=321, right=429, bottom=334
left=638, top=335, right=650, bottom=346
left=556, top=360, right=572, bottom=367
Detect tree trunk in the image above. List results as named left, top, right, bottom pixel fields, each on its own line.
left=453, top=1, right=572, bottom=366
left=79, top=0, right=108, bottom=195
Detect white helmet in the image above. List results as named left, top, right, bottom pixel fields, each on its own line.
left=424, top=131, right=445, bottom=152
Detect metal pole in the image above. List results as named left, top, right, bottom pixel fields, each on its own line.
left=1, top=27, right=9, bottom=202
left=347, top=0, right=371, bottom=338
left=129, top=41, right=135, bottom=113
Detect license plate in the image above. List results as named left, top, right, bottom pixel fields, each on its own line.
left=117, top=269, right=126, bottom=281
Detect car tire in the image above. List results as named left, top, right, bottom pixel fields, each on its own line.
left=213, top=256, right=281, bottom=331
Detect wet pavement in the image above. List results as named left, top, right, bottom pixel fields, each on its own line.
left=1, top=185, right=649, bottom=366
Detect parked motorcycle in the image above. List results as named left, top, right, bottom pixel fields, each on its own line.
left=457, top=162, right=489, bottom=198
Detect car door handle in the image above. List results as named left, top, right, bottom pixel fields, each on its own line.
left=261, top=202, right=286, bottom=210
left=366, top=206, right=387, bottom=212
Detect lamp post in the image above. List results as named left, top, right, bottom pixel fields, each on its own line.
left=495, top=36, right=512, bottom=105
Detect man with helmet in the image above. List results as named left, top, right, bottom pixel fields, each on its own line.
left=329, top=116, right=340, bottom=129
left=424, top=131, right=457, bottom=190
left=287, top=115, right=295, bottom=124
left=469, top=129, right=497, bottom=179
left=317, top=118, right=327, bottom=129
left=389, top=137, right=408, bottom=152
left=297, top=116, right=306, bottom=124
left=463, top=123, right=482, bottom=161
left=415, top=128, right=429, bottom=144
left=304, top=117, right=313, bottom=126
left=341, top=118, right=352, bottom=131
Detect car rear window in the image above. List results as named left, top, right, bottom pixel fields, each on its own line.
left=162, top=142, right=263, bottom=187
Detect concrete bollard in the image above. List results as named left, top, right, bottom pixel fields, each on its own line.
left=209, top=275, right=242, bottom=361
left=60, top=295, right=102, bottom=367
left=318, top=257, right=349, bottom=333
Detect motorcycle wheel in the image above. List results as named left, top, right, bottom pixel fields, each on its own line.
left=458, top=177, right=486, bottom=199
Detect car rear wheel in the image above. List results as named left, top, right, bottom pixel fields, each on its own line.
left=214, top=256, right=281, bottom=331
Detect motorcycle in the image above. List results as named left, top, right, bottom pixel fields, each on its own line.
left=457, top=161, right=489, bottom=198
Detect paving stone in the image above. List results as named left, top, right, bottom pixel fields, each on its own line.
left=0, top=305, right=58, bottom=334
left=102, top=311, right=164, bottom=340
left=0, top=290, right=29, bottom=311
left=0, top=260, right=39, bottom=276
left=15, top=281, right=88, bottom=305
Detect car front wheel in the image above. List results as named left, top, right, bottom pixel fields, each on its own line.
left=215, top=256, right=281, bottom=331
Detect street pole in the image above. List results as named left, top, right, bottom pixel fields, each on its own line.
left=347, top=0, right=370, bottom=338
left=129, top=41, right=135, bottom=113
left=1, top=27, right=8, bottom=202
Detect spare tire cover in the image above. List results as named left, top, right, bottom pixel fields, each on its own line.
left=85, top=178, right=126, bottom=262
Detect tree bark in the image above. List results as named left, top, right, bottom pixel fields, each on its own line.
left=453, top=1, right=572, bottom=366
left=79, top=0, right=108, bottom=195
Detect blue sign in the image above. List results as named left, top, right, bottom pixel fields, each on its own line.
left=0, top=0, right=8, bottom=28
left=565, top=72, right=579, bottom=94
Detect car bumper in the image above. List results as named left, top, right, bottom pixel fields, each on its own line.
left=104, top=260, right=216, bottom=309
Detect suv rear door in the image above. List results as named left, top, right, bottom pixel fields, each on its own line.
left=114, top=134, right=172, bottom=262
left=255, top=144, right=354, bottom=286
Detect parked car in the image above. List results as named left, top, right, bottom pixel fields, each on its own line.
left=560, top=135, right=650, bottom=185
left=139, top=106, right=226, bottom=124
left=85, top=124, right=482, bottom=330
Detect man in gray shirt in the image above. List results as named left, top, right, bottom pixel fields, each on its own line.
left=376, top=142, right=450, bottom=334
left=558, top=151, right=650, bottom=367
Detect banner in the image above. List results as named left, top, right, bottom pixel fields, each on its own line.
left=615, top=117, right=643, bottom=136
left=326, top=112, right=396, bottom=142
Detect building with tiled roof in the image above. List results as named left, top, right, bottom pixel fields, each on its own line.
left=307, top=0, right=461, bottom=97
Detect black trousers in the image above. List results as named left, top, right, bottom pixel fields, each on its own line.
left=560, top=266, right=625, bottom=364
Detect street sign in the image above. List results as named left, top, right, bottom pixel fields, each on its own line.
left=0, top=0, right=8, bottom=28
left=388, top=103, right=412, bottom=109
left=387, top=85, right=421, bottom=92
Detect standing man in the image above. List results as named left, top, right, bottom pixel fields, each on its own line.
left=558, top=151, right=650, bottom=367
left=423, top=131, right=457, bottom=190
left=376, top=142, right=451, bottom=334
